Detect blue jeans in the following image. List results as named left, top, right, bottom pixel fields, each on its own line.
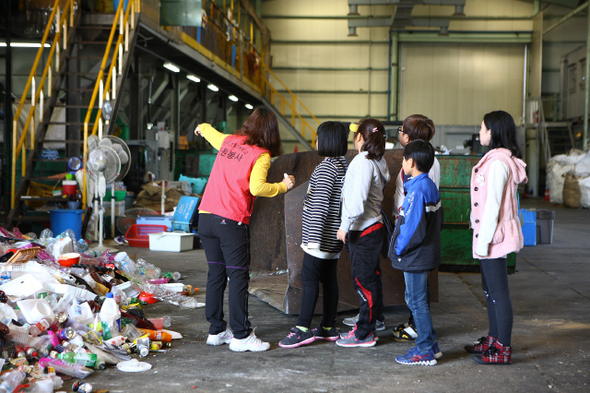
left=403, top=270, right=436, bottom=354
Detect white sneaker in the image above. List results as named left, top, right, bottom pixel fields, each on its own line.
left=228, top=329, right=270, bottom=352
left=207, top=329, right=233, bottom=346
left=343, top=314, right=386, bottom=331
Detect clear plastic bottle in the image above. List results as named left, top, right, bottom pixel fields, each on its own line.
left=28, top=318, right=51, bottom=336
left=114, top=252, right=136, bottom=273
left=0, top=368, right=27, bottom=393
left=99, top=292, right=121, bottom=340
left=75, top=239, right=89, bottom=253
left=39, top=228, right=53, bottom=240
left=135, top=258, right=161, bottom=280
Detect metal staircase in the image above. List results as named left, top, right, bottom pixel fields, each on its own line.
left=8, top=0, right=321, bottom=231
left=8, top=0, right=139, bottom=228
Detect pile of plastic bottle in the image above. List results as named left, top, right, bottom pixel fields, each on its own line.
left=0, top=226, right=202, bottom=392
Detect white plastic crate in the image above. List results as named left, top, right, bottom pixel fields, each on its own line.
left=149, top=232, right=193, bottom=252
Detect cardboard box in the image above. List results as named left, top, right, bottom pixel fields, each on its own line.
left=149, top=232, right=193, bottom=252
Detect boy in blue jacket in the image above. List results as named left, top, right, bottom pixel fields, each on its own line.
left=389, top=140, right=443, bottom=366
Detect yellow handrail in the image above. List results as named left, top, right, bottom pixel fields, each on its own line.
left=260, top=62, right=320, bottom=146
left=82, top=0, right=136, bottom=207
left=11, top=0, right=75, bottom=209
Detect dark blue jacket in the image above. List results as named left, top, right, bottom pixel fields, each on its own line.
left=389, top=173, right=443, bottom=272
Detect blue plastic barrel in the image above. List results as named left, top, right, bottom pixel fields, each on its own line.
left=50, top=209, right=84, bottom=240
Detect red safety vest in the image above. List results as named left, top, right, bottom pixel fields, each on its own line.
left=199, top=135, right=267, bottom=224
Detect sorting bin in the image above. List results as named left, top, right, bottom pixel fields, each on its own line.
left=519, top=209, right=537, bottom=246
left=536, top=210, right=555, bottom=244
left=438, top=155, right=517, bottom=273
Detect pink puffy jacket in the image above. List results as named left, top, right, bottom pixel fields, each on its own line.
left=470, top=148, right=528, bottom=259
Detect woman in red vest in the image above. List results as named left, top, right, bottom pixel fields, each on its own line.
left=194, top=107, right=295, bottom=352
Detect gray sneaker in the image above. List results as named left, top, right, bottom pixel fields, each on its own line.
left=336, top=332, right=377, bottom=348
left=343, top=314, right=385, bottom=331
left=342, top=314, right=359, bottom=327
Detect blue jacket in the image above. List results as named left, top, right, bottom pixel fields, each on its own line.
left=389, top=173, right=443, bottom=272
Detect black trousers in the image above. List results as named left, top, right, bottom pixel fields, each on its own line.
left=199, top=213, right=252, bottom=339
left=347, top=224, right=385, bottom=339
left=296, top=252, right=339, bottom=329
left=480, top=257, right=513, bottom=346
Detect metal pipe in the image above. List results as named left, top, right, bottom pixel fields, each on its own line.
left=522, top=44, right=528, bottom=126
left=543, top=2, right=588, bottom=36
left=387, top=29, right=392, bottom=121
left=585, top=7, right=590, bottom=150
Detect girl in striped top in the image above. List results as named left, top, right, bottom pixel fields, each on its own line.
left=279, top=121, right=349, bottom=348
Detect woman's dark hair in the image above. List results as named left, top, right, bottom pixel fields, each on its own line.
left=403, top=114, right=435, bottom=142
left=236, top=107, right=283, bottom=157
left=403, top=140, right=435, bottom=173
left=483, top=110, right=523, bottom=159
left=357, top=118, right=386, bottom=160
left=316, top=121, right=348, bottom=157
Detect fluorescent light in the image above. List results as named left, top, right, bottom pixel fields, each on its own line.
left=245, top=104, right=253, bottom=110
left=0, top=42, right=51, bottom=48
left=163, top=62, right=180, bottom=73
left=207, top=84, right=219, bottom=92
left=186, top=74, right=200, bottom=83
left=228, top=95, right=238, bottom=102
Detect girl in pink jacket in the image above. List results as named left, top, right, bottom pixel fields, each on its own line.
left=465, top=110, right=527, bottom=365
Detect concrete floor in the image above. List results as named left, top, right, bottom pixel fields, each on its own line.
left=78, top=197, right=589, bottom=393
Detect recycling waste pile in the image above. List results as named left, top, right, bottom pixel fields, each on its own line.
left=0, top=226, right=204, bottom=393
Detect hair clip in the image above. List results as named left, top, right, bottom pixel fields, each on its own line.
left=372, top=127, right=378, bottom=133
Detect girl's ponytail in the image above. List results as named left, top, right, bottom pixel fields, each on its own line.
left=357, top=118, right=386, bottom=160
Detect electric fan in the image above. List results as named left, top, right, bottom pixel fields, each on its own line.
left=105, top=135, right=132, bottom=238
left=87, top=145, right=121, bottom=252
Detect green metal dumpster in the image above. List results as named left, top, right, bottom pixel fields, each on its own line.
left=439, top=155, right=516, bottom=273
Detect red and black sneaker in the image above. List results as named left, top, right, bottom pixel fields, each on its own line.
left=472, top=340, right=512, bottom=365
left=464, top=335, right=496, bottom=354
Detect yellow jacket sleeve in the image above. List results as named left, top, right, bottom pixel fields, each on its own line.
left=198, top=123, right=227, bottom=150
left=249, top=152, right=288, bottom=197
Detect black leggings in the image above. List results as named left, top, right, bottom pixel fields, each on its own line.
left=296, top=253, right=339, bottom=329
left=480, top=257, right=513, bottom=346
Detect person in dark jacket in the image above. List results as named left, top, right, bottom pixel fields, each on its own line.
left=390, top=140, right=443, bottom=366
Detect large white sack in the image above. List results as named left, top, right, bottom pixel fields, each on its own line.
left=578, top=176, right=590, bottom=208
left=546, top=160, right=574, bottom=204
left=573, top=151, right=590, bottom=176
left=551, top=150, right=586, bottom=166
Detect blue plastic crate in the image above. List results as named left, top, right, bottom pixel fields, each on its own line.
left=172, top=196, right=201, bottom=232
left=519, top=209, right=536, bottom=246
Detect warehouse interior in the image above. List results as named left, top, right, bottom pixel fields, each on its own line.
left=0, top=0, right=589, bottom=391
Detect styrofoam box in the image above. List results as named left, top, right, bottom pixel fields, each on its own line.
left=149, top=232, right=193, bottom=252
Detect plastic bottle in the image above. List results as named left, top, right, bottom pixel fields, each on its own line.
left=114, top=252, right=136, bottom=273
left=58, top=351, right=98, bottom=368
left=99, top=292, right=121, bottom=340
left=0, top=268, right=11, bottom=285
left=28, top=319, right=51, bottom=336
left=0, top=369, right=27, bottom=393
left=135, top=258, right=161, bottom=280
left=136, top=328, right=172, bottom=342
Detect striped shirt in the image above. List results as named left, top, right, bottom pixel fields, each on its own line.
left=301, top=156, right=348, bottom=259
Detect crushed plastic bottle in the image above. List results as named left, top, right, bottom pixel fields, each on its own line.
left=75, top=239, right=89, bottom=253
left=179, top=298, right=205, bottom=309
left=0, top=368, right=27, bottom=393
left=40, top=228, right=53, bottom=240
left=135, top=258, right=161, bottom=280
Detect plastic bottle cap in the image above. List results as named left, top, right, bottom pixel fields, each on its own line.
left=106, top=292, right=114, bottom=298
